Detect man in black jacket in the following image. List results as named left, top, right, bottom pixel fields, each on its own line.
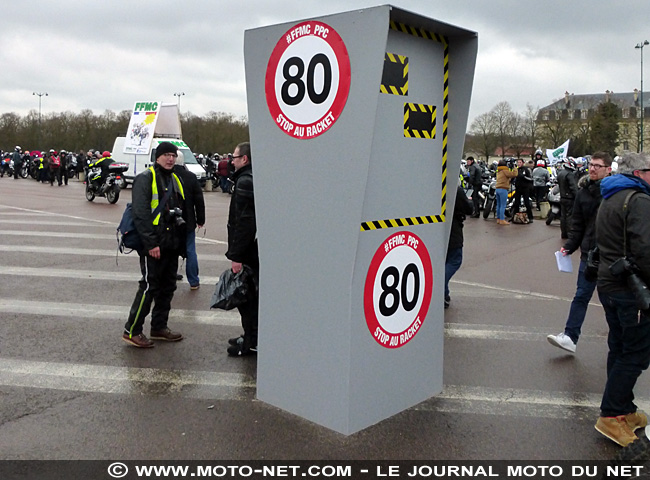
left=513, top=158, right=534, bottom=223
left=174, top=153, right=206, bottom=290
left=225, top=142, right=259, bottom=356
left=557, top=159, right=579, bottom=238
left=466, top=157, right=482, bottom=218
left=123, top=142, right=186, bottom=348
left=593, top=152, right=650, bottom=447
left=547, top=152, right=611, bottom=353
left=444, top=185, right=474, bottom=308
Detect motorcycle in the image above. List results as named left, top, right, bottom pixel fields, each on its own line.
left=85, top=163, right=128, bottom=204
left=19, top=158, right=30, bottom=178
left=483, top=179, right=517, bottom=220
left=482, top=177, right=496, bottom=219
left=204, top=157, right=220, bottom=191
left=545, top=184, right=561, bottom=225
left=66, top=155, right=78, bottom=180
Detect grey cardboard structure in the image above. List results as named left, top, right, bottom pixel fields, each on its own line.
left=244, top=5, right=477, bottom=435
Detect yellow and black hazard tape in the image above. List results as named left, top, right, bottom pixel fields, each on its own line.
left=404, top=103, right=436, bottom=139
left=361, top=215, right=446, bottom=231
left=360, top=20, right=450, bottom=232
left=380, top=52, right=408, bottom=96
left=389, top=20, right=448, bottom=46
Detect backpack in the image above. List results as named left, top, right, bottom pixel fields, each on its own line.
left=50, top=156, right=61, bottom=167
left=117, top=203, right=144, bottom=253
left=116, top=176, right=175, bottom=254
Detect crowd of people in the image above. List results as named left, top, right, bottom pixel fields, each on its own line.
left=450, top=149, right=650, bottom=451
left=1, top=146, right=105, bottom=185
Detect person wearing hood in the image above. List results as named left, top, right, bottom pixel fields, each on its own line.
left=547, top=152, right=612, bottom=354
left=593, top=152, right=650, bottom=447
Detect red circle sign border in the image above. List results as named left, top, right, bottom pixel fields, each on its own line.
left=265, top=20, right=351, bottom=140
left=364, top=231, right=433, bottom=349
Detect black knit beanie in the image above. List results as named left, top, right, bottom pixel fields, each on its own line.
left=155, top=142, right=178, bottom=158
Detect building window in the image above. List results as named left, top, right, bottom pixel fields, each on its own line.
left=581, top=109, right=588, bottom=120
left=542, top=110, right=549, bottom=121
left=568, top=109, right=574, bottom=120
left=623, top=125, right=629, bottom=135
left=624, top=141, right=629, bottom=151
left=623, top=108, right=630, bottom=119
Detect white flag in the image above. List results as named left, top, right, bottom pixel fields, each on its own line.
left=546, top=139, right=570, bottom=165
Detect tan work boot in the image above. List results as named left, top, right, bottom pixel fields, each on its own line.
left=595, top=416, right=638, bottom=446
left=626, top=411, right=648, bottom=431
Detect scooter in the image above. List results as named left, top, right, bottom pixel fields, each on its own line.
left=85, top=163, right=128, bottom=204
left=545, top=184, right=561, bottom=225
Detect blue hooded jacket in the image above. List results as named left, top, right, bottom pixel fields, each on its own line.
left=600, top=173, right=650, bottom=199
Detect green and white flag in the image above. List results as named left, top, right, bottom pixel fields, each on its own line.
left=546, top=139, right=570, bottom=165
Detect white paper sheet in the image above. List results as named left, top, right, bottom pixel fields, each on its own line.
left=555, top=251, right=573, bottom=273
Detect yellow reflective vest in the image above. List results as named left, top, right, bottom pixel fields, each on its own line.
left=149, top=166, right=185, bottom=225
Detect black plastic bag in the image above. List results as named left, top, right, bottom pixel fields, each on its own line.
left=210, top=266, right=255, bottom=310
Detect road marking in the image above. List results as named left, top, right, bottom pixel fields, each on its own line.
left=0, top=219, right=116, bottom=227
left=1, top=356, right=647, bottom=419
left=0, top=299, right=240, bottom=325
left=0, top=205, right=114, bottom=224
left=0, top=244, right=228, bottom=260
left=0, top=265, right=226, bottom=283
left=0, top=299, right=604, bottom=343
left=0, top=357, right=255, bottom=401
left=0, top=230, right=226, bottom=245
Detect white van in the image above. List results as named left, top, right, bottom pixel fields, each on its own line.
left=111, top=137, right=206, bottom=187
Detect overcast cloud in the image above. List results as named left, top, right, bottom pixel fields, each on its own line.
left=3, top=0, right=649, bottom=125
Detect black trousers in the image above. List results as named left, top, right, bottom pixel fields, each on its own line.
left=124, top=249, right=179, bottom=337
left=560, top=198, right=574, bottom=238
left=50, top=167, right=61, bottom=185
left=513, top=189, right=533, bottom=219
left=237, top=263, right=259, bottom=348
left=470, top=184, right=482, bottom=214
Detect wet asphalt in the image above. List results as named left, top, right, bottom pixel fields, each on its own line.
left=0, top=177, right=648, bottom=463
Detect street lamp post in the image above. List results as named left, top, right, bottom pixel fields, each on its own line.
left=173, top=92, right=185, bottom=111
left=636, top=40, right=649, bottom=152
left=32, top=92, right=48, bottom=146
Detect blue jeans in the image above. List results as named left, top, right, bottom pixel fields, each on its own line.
left=495, top=188, right=508, bottom=220
left=564, top=260, right=597, bottom=344
left=598, top=289, right=650, bottom=417
left=445, top=247, right=463, bottom=299
left=185, top=230, right=200, bottom=287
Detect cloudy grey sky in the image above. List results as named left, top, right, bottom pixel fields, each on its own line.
left=3, top=0, right=649, bottom=125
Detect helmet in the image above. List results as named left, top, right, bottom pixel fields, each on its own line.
left=60, top=149, right=66, bottom=154
left=198, top=154, right=204, bottom=159
left=15, top=146, right=20, bottom=151
left=102, top=151, right=111, bottom=158
left=535, top=149, right=543, bottom=157
left=50, top=149, right=54, bottom=153
left=24, top=151, right=30, bottom=156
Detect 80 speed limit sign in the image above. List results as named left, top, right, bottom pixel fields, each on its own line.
left=364, top=232, right=433, bottom=348
left=265, top=21, right=351, bottom=139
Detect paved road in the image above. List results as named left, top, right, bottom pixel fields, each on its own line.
left=0, top=177, right=646, bottom=461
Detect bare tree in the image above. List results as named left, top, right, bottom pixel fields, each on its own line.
left=491, top=101, right=515, bottom=158
left=468, top=112, right=498, bottom=161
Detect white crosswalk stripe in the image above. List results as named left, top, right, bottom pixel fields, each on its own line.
left=0, top=203, right=629, bottom=423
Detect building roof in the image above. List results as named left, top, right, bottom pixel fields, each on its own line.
left=541, top=91, right=648, bottom=111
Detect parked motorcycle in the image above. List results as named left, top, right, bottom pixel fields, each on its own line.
left=545, top=184, right=561, bottom=225
left=66, top=155, right=78, bottom=180
left=85, top=163, right=128, bottom=204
